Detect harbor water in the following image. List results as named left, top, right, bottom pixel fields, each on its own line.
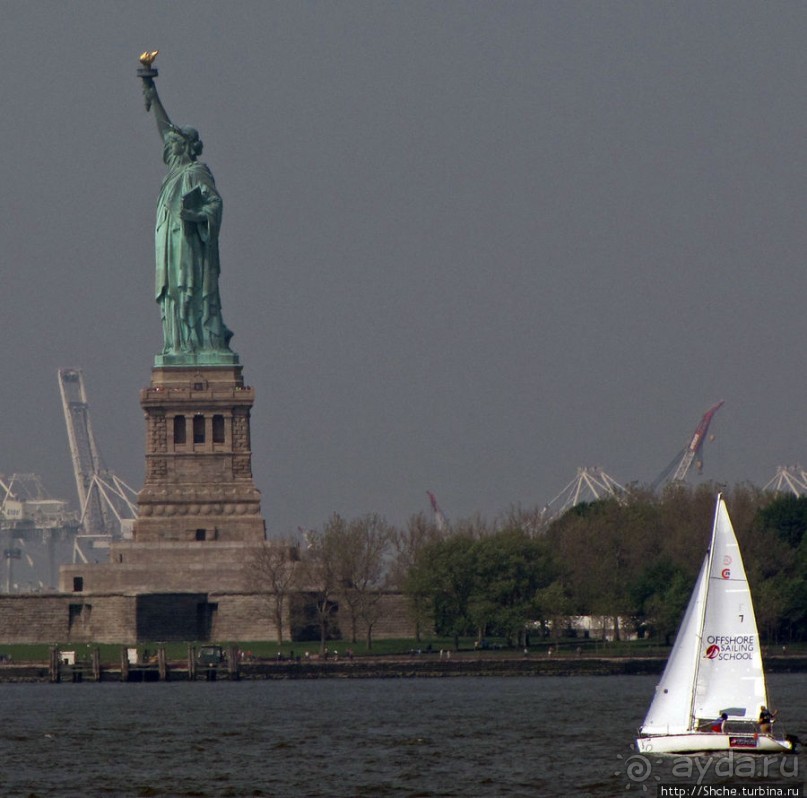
left=0, top=673, right=804, bottom=797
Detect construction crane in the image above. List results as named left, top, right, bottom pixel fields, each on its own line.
left=763, top=466, right=807, bottom=497
left=426, top=491, right=448, bottom=532
left=0, top=476, right=17, bottom=523
left=653, top=400, right=725, bottom=489
left=58, top=369, right=138, bottom=561
left=0, top=473, right=78, bottom=591
left=541, top=466, right=625, bottom=522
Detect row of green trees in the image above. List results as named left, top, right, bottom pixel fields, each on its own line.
left=250, top=483, right=807, bottom=649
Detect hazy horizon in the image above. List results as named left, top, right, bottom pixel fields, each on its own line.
left=2, top=3, right=806, bottom=535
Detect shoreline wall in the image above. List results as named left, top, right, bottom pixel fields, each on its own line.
left=0, top=655, right=806, bottom=683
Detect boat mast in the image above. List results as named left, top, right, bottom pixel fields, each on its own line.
left=687, top=494, right=722, bottom=729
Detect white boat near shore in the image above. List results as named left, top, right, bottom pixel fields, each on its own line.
left=636, top=494, right=794, bottom=755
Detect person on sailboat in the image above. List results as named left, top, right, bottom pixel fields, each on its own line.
left=710, top=713, right=728, bottom=733
left=758, top=706, right=777, bottom=734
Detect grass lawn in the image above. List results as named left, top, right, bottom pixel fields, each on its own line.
left=1, top=637, right=804, bottom=665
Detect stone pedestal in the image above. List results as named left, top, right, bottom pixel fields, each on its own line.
left=133, top=365, right=265, bottom=544
left=58, top=365, right=269, bottom=627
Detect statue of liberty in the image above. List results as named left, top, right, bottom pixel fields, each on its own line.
left=139, top=53, right=236, bottom=365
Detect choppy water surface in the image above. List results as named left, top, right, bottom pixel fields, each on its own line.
left=0, top=673, right=804, bottom=797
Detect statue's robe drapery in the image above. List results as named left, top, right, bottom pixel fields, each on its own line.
left=155, top=158, right=232, bottom=355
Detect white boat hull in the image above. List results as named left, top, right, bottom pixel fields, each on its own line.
left=637, top=733, right=793, bottom=755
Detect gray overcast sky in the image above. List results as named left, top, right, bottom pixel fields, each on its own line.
left=2, top=2, right=806, bottom=535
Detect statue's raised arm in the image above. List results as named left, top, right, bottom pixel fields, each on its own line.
left=142, top=80, right=174, bottom=139
left=138, top=52, right=177, bottom=141
left=137, top=52, right=236, bottom=366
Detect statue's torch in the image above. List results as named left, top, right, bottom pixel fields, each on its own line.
left=137, top=50, right=159, bottom=111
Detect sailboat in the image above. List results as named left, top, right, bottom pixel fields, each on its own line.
left=636, top=494, right=793, bottom=754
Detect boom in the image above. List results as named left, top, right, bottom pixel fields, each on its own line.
left=671, top=400, right=724, bottom=482
left=57, top=369, right=138, bottom=555
left=58, top=369, right=109, bottom=535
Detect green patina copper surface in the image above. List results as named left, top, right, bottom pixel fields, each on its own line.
left=140, top=57, right=238, bottom=367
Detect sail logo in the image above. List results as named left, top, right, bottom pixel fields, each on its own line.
left=721, top=568, right=731, bottom=579
left=704, top=635, right=755, bottom=661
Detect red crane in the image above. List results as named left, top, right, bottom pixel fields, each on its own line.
left=652, top=401, right=725, bottom=489
left=426, top=491, right=447, bottom=532
left=671, top=400, right=725, bottom=481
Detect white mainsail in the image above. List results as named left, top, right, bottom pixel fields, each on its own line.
left=691, top=496, right=767, bottom=722
left=640, top=495, right=767, bottom=735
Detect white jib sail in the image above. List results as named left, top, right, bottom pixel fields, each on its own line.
left=691, top=495, right=767, bottom=724
left=640, top=553, right=709, bottom=735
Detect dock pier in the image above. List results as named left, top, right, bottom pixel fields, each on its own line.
left=45, top=645, right=242, bottom=683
